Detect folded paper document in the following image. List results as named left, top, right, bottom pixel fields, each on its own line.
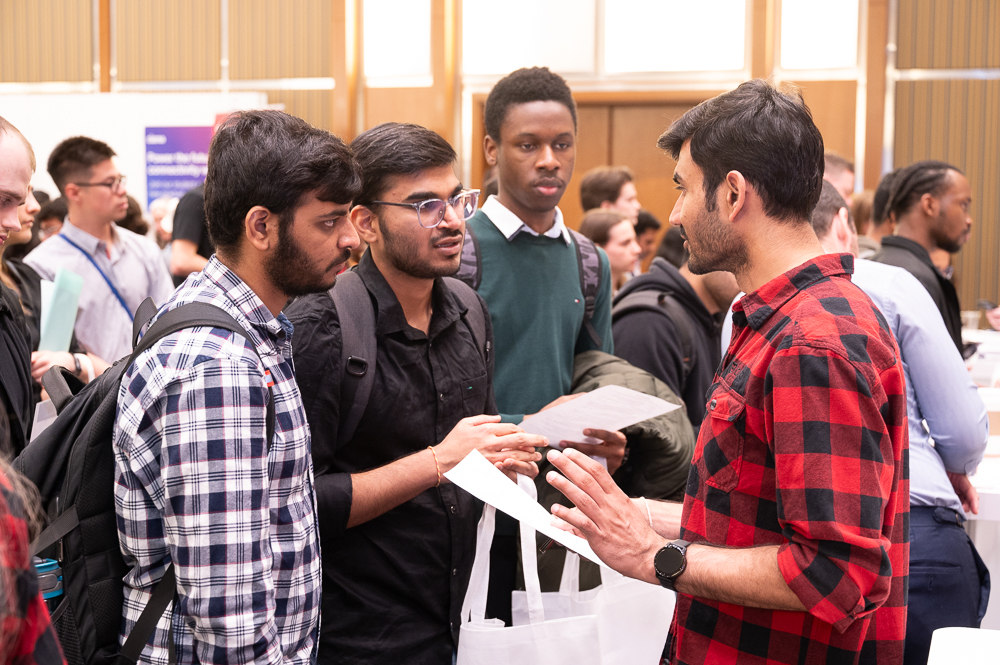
left=444, top=449, right=606, bottom=565
left=520, top=385, right=680, bottom=447
left=39, top=269, right=84, bottom=353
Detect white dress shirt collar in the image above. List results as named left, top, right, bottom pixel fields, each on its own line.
left=481, top=195, right=572, bottom=246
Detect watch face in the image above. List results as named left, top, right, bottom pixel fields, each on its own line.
left=655, top=545, right=685, bottom=577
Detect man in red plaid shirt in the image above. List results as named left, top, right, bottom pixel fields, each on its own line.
left=547, top=79, right=908, bottom=665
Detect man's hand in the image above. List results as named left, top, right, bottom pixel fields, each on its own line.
left=560, top=428, right=627, bottom=475
left=31, top=351, right=75, bottom=382
left=435, top=415, right=545, bottom=481
left=947, top=471, right=980, bottom=515
left=545, top=448, right=664, bottom=583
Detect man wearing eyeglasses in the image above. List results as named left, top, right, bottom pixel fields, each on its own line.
left=285, top=122, right=544, bottom=664
left=24, top=136, right=172, bottom=363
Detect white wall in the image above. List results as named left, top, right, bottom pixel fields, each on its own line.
left=0, top=92, right=268, bottom=209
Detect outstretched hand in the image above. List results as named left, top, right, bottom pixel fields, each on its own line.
left=435, top=415, right=544, bottom=483
left=546, top=448, right=663, bottom=583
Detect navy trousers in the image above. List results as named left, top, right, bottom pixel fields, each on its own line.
left=905, top=506, right=990, bottom=665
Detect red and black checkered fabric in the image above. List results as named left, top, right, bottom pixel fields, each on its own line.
left=671, top=254, right=909, bottom=665
left=0, top=472, right=66, bottom=665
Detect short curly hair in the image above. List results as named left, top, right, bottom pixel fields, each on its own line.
left=484, top=67, right=577, bottom=141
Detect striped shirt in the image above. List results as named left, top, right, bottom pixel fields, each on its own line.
left=113, top=257, right=321, bottom=665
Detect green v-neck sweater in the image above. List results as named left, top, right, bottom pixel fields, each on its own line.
left=467, top=210, right=614, bottom=422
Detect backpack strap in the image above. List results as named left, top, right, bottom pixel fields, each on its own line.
left=442, top=276, right=489, bottom=366
left=119, top=563, right=177, bottom=664
left=329, top=271, right=377, bottom=449
left=454, top=225, right=482, bottom=290
left=131, top=299, right=276, bottom=448
left=611, top=290, right=697, bottom=383
left=568, top=229, right=603, bottom=348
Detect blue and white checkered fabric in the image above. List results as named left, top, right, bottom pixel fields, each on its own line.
left=113, top=256, right=321, bottom=665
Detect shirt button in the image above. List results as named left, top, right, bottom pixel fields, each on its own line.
left=452, top=568, right=458, bottom=576
left=710, top=398, right=718, bottom=409
left=450, top=505, right=457, bottom=514
left=439, top=393, right=444, bottom=402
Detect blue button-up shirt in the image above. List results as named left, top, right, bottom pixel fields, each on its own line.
left=852, top=259, right=989, bottom=518
left=113, top=257, right=321, bottom=664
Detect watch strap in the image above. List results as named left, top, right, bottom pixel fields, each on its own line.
left=654, top=539, right=691, bottom=591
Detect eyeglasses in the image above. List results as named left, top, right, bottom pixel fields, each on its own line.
left=72, top=175, right=127, bottom=194
left=371, top=189, right=480, bottom=228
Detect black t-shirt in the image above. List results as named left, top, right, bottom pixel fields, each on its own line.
left=171, top=185, right=213, bottom=285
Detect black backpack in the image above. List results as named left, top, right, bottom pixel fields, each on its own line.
left=454, top=224, right=604, bottom=348
left=15, top=299, right=274, bottom=665
left=330, top=271, right=488, bottom=448
left=611, top=289, right=697, bottom=384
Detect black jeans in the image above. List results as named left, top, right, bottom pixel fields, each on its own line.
left=905, top=506, right=990, bottom=665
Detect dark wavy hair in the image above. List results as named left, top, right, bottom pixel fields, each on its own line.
left=204, top=110, right=362, bottom=257
left=351, top=123, right=457, bottom=207
left=658, top=79, right=824, bottom=223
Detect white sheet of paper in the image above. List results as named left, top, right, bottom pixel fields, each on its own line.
left=521, top=385, right=681, bottom=448
left=444, top=449, right=607, bottom=566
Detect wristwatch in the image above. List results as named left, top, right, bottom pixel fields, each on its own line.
left=653, top=539, right=690, bottom=591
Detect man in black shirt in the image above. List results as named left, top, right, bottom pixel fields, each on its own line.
left=286, top=122, right=543, bottom=665
left=169, top=184, right=214, bottom=285
left=871, top=160, right=973, bottom=355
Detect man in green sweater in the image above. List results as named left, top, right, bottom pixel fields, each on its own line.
left=465, top=66, right=625, bottom=622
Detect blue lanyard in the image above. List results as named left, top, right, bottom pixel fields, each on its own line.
left=58, top=233, right=133, bottom=318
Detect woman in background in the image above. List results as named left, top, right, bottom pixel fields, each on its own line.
left=578, top=209, right=642, bottom=294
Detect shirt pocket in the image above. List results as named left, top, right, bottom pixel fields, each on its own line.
left=694, top=384, right=747, bottom=492
left=461, top=372, right=489, bottom=415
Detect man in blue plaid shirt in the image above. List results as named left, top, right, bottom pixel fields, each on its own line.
left=113, top=110, right=363, bottom=664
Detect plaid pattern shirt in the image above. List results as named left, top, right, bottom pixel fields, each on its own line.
left=0, top=475, right=65, bottom=665
left=113, top=257, right=321, bottom=665
left=672, top=254, right=909, bottom=665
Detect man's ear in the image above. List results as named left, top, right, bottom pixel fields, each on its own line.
left=920, top=192, right=939, bottom=218
left=63, top=183, right=82, bottom=204
left=484, top=134, right=498, bottom=167
left=351, top=205, right=379, bottom=245
left=834, top=207, right=852, bottom=247
left=722, top=170, right=749, bottom=222
left=244, top=206, right=275, bottom=252
left=599, top=200, right=614, bottom=211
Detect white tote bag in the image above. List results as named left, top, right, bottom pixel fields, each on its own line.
left=458, top=476, right=675, bottom=665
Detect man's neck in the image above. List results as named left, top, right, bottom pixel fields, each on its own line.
left=216, top=252, right=287, bottom=320
left=68, top=210, right=115, bottom=245
left=371, top=251, right=434, bottom=334
left=495, top=191, right=557, bottom=235
left=892, top=218, right=936, bottom=255
left=866, top=222, right=892, bottom=244
left=738, top=223, right=826, bottom=295
left=679, top=266, right=721, bottom=314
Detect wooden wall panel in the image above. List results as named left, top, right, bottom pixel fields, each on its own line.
left=897, top=0, right=1000, bottom=69
left=230, top=0, right=332, bottom=79
left=560, top=105, right=611, bottom=230
left=895, top=79, right=1000, bottom=310
left=609, top=104, right=690, bottom=229
left=265, top=89, right=333, bottom=132
left=794, top=80, right=857, bottom=160
left=363, top=0, right=454, bottom=143
left=0, top=0, right=92, bottom=82
left=116, top=0, right=221, bottom=81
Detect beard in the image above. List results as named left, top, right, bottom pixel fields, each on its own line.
left=683, top=206, right=748, bottom=277
left=381, top=220, right=463, bottom=279
left=264, top=220, right=350, bottom=297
